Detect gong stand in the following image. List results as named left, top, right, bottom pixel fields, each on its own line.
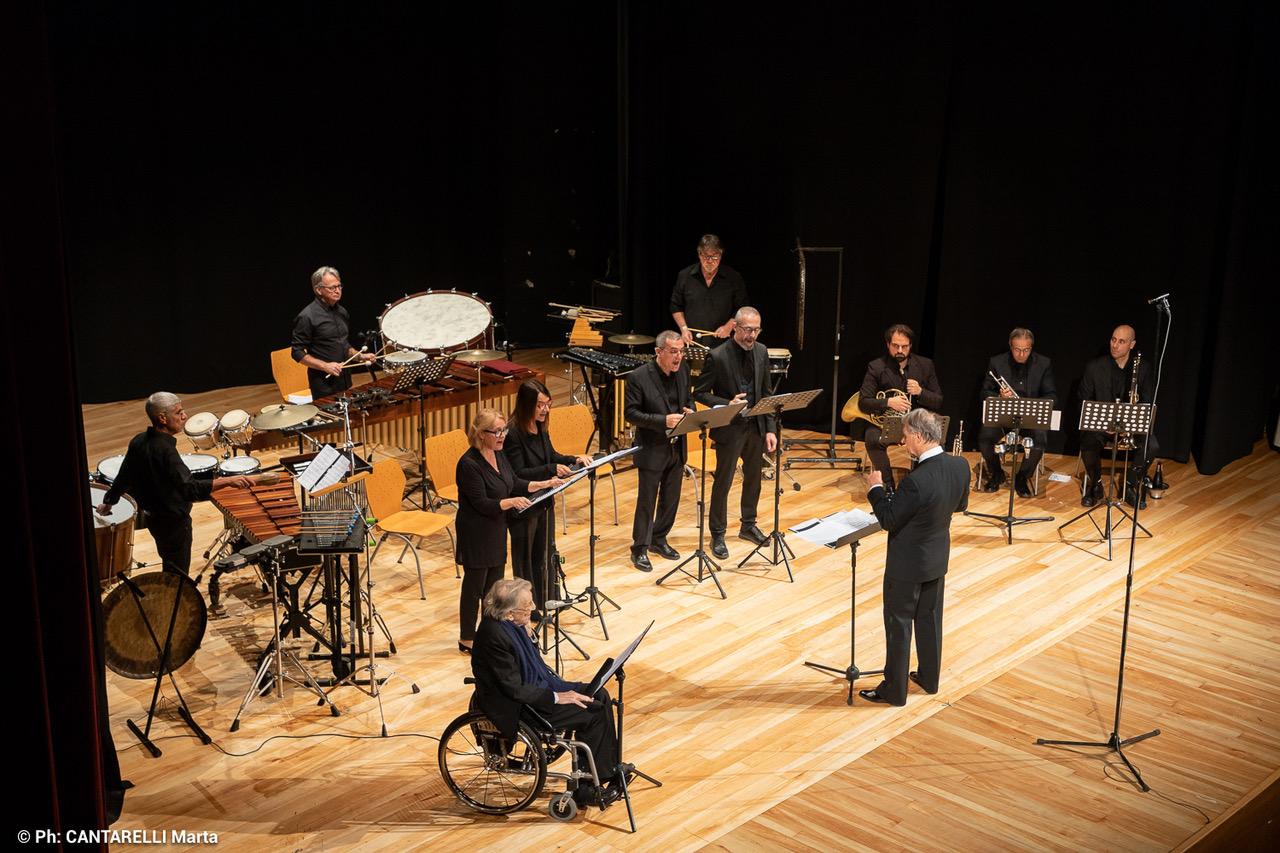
left=117, top=572, right=211, bottom=757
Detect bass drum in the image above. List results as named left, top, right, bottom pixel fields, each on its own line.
left=101, top=571, right=207, bottom=678
left=379, top=290, right=492, bottom=355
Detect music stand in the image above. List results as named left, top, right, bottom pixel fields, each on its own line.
left=964, top=397, right=1054, bottom=544
left=656, top=402, right=747, bottom=598
left=521, top=470, right=592, bottom=672
left=392, top=356, right=453, bottom=509
left=1058, top=401, right=1154, bottom=560
left=738, top=388, right=824, bottom=577
left=800, top=512, right=884, bottom=704
left=565, top=446, right=639, bottom=642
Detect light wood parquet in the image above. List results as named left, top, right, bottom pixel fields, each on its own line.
left=83, top=350, right=1280, bottom=851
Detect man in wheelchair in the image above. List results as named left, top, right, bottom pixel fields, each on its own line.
left=470, top=578, right=626, bottom=807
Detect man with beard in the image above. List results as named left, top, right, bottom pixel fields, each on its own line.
left=856, top=324, right=944, bottom=489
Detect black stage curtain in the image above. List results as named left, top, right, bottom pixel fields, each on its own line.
left=6, top=0, right=122, bottom=841
left=620, top=0, right=1278, bottom=475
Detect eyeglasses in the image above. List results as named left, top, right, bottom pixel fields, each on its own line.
left=1011, top=346, right=1032, bottom=355
left=699, top=254, right=722, bottom=263
left=484, top=427, right=509, bottom=437
left=738, top=326, right=761, bottom=335
left=318, top=283, right=343, bottom=291
left=659, top=347, right=685, bottom=355
left=535, top=400, right=552, bottom=410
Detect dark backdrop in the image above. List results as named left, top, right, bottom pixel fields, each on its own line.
left=51, top=0, right=1277, bottom=475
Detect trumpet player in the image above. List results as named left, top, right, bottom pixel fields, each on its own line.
left=978, top=328, right=1057, bottom=497
left=1077, top=325, right=1158, bottom=509
left=857, top=324, right=944, bottom=489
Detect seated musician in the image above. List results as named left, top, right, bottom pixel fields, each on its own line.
left=856, top=324, right=944, bottom=490
left=96, top=392, right=252, bottom=576
left=472, top=578, right=627, bottom=806
left=1077, top=325, right=1159, bottom=509
left=977, top=327, right=1057, bottom=497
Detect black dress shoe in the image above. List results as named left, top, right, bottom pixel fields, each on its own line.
left=630, top=549, right=653, bottom=572
left=982, top=476, right=1005, bottom=493
left=711, top=534, right=729, bottom=559
left=649, top=541, right=680, bottom=560
left=1081, top=484, right=1101, bottom=507
left=1125, top=491, right=1147, bottom=511
left=858, top=688, right=900, bottom=705
left=1015, top=475, right=1033, bottom=498
left=908, top=671, right=937, bottom=694
left=738, top=524, right=768, bottom=546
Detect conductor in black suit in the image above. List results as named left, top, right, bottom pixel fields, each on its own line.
left=693, top=307, right=778, bottom=559
left=977, top=327, right=1058, bottom=497
left=859, top=409, right=970, bottom=707
left=624, top=330, right=692, bottom=573
left=856, top=324, right=944, bottom=489
left=455, top=408, right=561, bottom=653
left=472, top=577, right=624, bottom=806
left=505, top=379, right=593, bottom=612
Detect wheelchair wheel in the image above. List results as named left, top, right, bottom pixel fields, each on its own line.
left=548, top=791, right=578, bottom=822
left=438, top=710, right=547, bottom=814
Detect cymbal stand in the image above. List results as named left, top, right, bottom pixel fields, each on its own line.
left=229, top=541, right=336, bottom=732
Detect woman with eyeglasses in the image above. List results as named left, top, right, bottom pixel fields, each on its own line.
left=455, top=408, right=562, bottom=653
left=505, top=380, right=594, bottom=618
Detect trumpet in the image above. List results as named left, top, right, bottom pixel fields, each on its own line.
left=989, top=370, right=1019, bottom=398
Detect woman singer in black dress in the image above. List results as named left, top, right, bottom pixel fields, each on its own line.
left=504, top=379, right=593, bottom=616
left=455, top=407, right=561, bottom=653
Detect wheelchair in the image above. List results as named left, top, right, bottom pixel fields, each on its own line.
left=437, top=682, right=621, bottom=823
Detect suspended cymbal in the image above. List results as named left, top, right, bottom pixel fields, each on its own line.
left=452, top=348, right=507, bottom=363
left=608, top=333, right=655, bottom=346
left=252, top=403, right=318, bottom=430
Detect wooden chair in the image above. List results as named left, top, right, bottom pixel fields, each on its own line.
left=270, top=348, right=311, bottom=402
left=424, top=429, right=470, bottom=509
left=546, top=403, right=618, bottom=531
left=366, top=459, right=456, bottom=598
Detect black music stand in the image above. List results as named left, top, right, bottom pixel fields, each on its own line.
left=801, top=513, right=884, bottom=704
left=392, top=356, right=453, bottom=509
left=965, top=397, right=1054, bottom=544
left=522, top=470, right=592, bottom=672
left=738, top=388, right=824, bottom=578
left=1058, top=400, right=1154, bottom=561
left=565, top=446, right=638, bottom=642
left=656, top=402, right=747, bottom=598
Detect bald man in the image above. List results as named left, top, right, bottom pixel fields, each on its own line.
left=1077, top=325, right=1159, bottom=509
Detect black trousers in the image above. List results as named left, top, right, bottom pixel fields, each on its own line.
left=862, top=424, right=896, bottom=487
left=1080, top=433, right=1160, bottom=487
left=631, top=455, right=683, bottom=550
left=874, top=574, right=945, bottom=706
left=307, top=368, right=353, bottom=401
left=459, top=564, right=504, bottom=641
left=709, top=427, right=764, bottom=535
left=148, top=513, right=193, bottom=576
left=510, top=509, right=558, bottom=608
left=978, top=427, right=1047, bottom=481
left=546, top=685, right=619, bottom=778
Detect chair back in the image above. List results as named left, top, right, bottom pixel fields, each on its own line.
left=270, top=348, right=310, bottom=401
left=367, top=459, right=408, bottom=521
left=425, top=429, right=471, bottom=494
left=546, top=403, right=595, bottom=456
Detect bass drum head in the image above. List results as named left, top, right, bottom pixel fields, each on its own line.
left=379, top=291, right=491, bottom=354
left=101, top=571, right=207, bottom=678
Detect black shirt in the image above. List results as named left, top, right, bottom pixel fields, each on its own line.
left=660, top=368, right=681, bottom=413
left=1079, top=355, right=1153, bottom=404
left=103, top=427, right=213, bottom=518
left=669, top=263, right=748, bottom=334
left=291, top=297, right=353, bottom=365
left=737, top=343, right=757, bottom=405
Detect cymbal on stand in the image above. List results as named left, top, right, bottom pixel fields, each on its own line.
left=452, top=349, right=507, bottom=363
left=252, top=404, right=319, bottom=430
left=608, top=333, right=655, bottom=346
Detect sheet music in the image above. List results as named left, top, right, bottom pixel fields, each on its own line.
left=587, top=621, right=654, bottom=695
left=790, top=509, right=879, bottom=547
left=296, top=444, right=350, bottom=492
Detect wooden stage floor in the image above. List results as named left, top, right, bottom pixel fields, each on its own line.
left=82, top=352, right=1279, bottom=851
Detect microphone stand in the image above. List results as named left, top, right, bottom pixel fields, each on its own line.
left=1037, top=296, right=1171, bottom=790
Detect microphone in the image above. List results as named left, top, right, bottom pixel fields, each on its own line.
left=1147, top=292, right=1170, bottom=304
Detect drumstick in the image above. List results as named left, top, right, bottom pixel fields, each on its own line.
left=685, top=326, right=718, bottom=337
left=339, top=346, right=371, bottom=367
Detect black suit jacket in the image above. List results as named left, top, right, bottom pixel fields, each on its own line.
left=455, top=447, right=531, bottom=566
left=504, top=424, right=576, bottom=481
left=981, top=352, right=1057, bottom=404
left=867, top=451, right=970, bottom=583
left=625, top=360, right=690, bottom=471
left=693, top=340, right=778, bottom=442
left=1078, top=354, right=1154, bottom=406
left=859, top=355, right=944, bottom=415
left=471, top=616, right=562, bottom=740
